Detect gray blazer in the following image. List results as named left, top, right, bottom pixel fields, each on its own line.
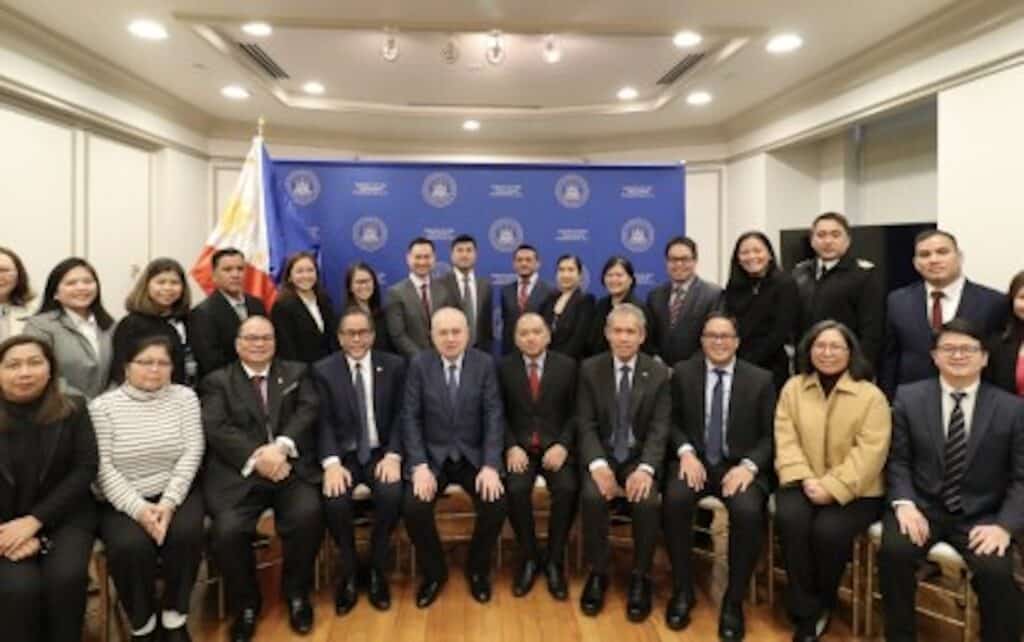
left=23, top=309, right=113, bottom=399
left=385, top=277, right=455, bottom=358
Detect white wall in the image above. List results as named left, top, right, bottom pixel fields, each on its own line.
left=766, top=143, right=821, bottom=249
left=858, top=104, right=937, bottom=225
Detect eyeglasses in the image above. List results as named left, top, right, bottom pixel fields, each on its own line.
left=666, top=256, right=694, bottom=264
left=935, top=344, right=983, bottom=356
left=812, top=343, right=849, bottom=354
left=701, top=333, right=737, bottom=342
left=239, top=334, right=275, bottom=343
left=131, top=359, right=173, bottom=370
left=340, top=329, right=374, bottom=339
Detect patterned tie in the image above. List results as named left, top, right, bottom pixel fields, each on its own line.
left=614, top=365, right=632, bottom=462
left=528, top=360, right=541, bottom=451
left=941, top=391, right=968, bottom=513
left=930, top=290, right=945, bottom=333
left=462, top=275, right=476, bottom=342
left=420, top=282, right=432, bottom=327
left=251, top=375, right=267, bottom=411
left=669, top=285, right=686, bottom=328
left=353, top=363, right=372, bottom=465
left=518, top=278, right=530, bottom=312
left=446, top=363, right=459, bottom=409
left=706, top=369, right=726, bottom=466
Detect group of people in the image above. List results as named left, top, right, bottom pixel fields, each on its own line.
left=0, top=209, right=1022, bottom=642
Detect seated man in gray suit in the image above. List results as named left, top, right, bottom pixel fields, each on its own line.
left=386, top=237, right=454, bottom=358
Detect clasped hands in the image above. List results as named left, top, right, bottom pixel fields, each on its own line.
left=253, top=442, right=292, bottom=482
left=135, top=502, right=175, bottom=545
left=0, top=515, right=43, bottom=561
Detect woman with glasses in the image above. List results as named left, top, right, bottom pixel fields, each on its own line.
left=344, top=261, right=394, bottom=354
left=91, top=336, right=204, bottom=642
left=586, top=256, right=654, bottom=357
left=539, top=254, right=595, bottom=361
left=985, top=270, right=1024, bottom=396
left=774, top=320, right=891, bottom=642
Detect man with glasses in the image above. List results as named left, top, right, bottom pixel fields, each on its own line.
left=200, top=315, right=323, bottom=642
left=880, top=318, right=1024, bottom=642
left=312, top=308, right=405, bottom=615
left=661, top=312, right=776, bottom=638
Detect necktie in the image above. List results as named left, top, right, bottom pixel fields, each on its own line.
left=353, top=363, right=372, bottom=465
left=528, top=360, right=541, bottom=450
left=462, top=275, right=476, bottom=342
left=669, top=285, right=686, bottom=328
left=706, top=368, right=726, bottom=466
left=251, top=375, right=267, bottom=411
left=446, top=363, right=459, bottom=409
left=420, top=282, right=431, bottom=326
left=930, top=290, right=945, bottom=333
left=614, top=365, right=632, bottom=462
left=941, top=391, right=968, bottom=513
left=816, top=262, right=827, bottom=281
left=518, top=278, right=530, bottom=312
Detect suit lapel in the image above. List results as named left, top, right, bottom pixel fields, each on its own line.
left=695, top=361, right=709, bottom=451
left=528, top=281, right=546, bottom=310
left=57, top=313, right=98, bottom=364
left=925, top=379, right=946, bottom=461
left=679, top=278, right=702, bottom=319
left=38, top=421, right=64, bottom=482
left=629, top=355, right=650, bottom=427
left=334, top=356, right=359, bottom=421
left=265, top=363, right=287, bottom=433
left=964, top=383, right=996, bottom=471
left=234, top=363, right=267, bottom=427
left=955, top=281, right=976, bottom=319
left=513, top=356, right=533, bottom=406
left=909, top=282, right=932, bottom=337
left=371, top=354, right=386, bottom=422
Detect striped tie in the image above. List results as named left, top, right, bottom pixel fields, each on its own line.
left=941, top=391, right=968, bottom=513
left=669, top=285, right=685, bottom=328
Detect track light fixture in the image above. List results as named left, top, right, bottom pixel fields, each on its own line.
left=485, top=30, right=505, bottom=65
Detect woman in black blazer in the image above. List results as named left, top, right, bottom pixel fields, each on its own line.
left=539, top=254, right=595, bottom=361
left=586, top=255, right=655, bottom=357
left=271, top=252, right=338, bottom=364
left=985, top=269, right=1024, bottom=396
left=111, top=258, right=197, bottom=386
left=0, top=335, right=99, bottom=642
left=723, top=231, right=801, bottom=391
left=344, top=261, right=394, bottom=354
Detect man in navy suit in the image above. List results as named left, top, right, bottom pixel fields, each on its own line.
left=500, top=244, right=553, bottom=354
left=402, top=307, right=507, bottom=607
left=313, top=308, right=405, bottom=615
left=880, top=230, right=1006, bottom=398
left=880, top=318, right=1024, bottom=642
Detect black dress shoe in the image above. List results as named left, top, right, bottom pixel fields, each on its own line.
left=335, top=575, right=358, bottom=615
left=415, top=577, right=446, bottom=608
left=468, top=573, right=492, bottom=603
left=368, top=567, right=391, bottom=611
left=665, top=590, right=695, bottom=630
left=287, top=596, right=314, bottom=635
left=625, top=572, right=653, bottom=623
left=719, top=601, right=745, bottom=640
left=130, top=633, right=159, bottom=642
left=164, top=625, right=192, bottom=642
left=229, top=608, right=258, bottom=642
left=579, top=573, right=608, bottom=616
left=814, top=609, right=831, bottom=637
left=512, top=559, right=539, bottom=597
left=792, top=617, right=819, bottom=642
left=544, top=561, right=568, bottom=600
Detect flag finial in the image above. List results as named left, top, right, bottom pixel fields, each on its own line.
left=257, top=116, right=265, bottom=138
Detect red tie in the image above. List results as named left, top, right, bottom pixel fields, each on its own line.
left=518, top=278, right=530, bottom=312
left=251, top=375, right=267, bottom=411
left=420, top=282, right=432, bottom=326
left=528, top=361, right=541, bottom=450
left=930, top=290, right=944, bottom=332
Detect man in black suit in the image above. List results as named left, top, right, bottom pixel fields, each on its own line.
left=880, top=230, right=1006, bottom=398
left=500, top=244, right=552, bottom=355
left=662, top=312, right=776, bottom=638
left=200, top=316, right=323, bottom=642
left=646, top=236, right=722, bottom=367
left=499, top=312, right=578, bottom=600
left=792, top=212, right=885, bottom=365
left=442, top=234, right=494, bottom=353
left=577, top=303, right=671, bottom=622
left=402, top=306, right=507, bottom=607
left=312, top=308, right=404, bottom=614
left=386, top=237, right=454, bottom=358
left=191, top=248, right=267, bottom=379
left=880, top=318, right=1024, bottom=642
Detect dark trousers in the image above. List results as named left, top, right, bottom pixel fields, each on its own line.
left=580, top=459, right=661, bottom=575
left=879, top=506, right=1022, bottom=642
left=323, top=450, right=403, bottom=578
left=209, top=478, right=323, bottom=613
left=98, top=491, right=205, bottom=630
left=0, top=516, right=95, bottom=642
left=505, top=451, right=578, bottom=565
left=403, top=458, right=508, bottom=582
left=662, top=460, right=767, bottom=604
left=775, top=484, right=881, bottom=623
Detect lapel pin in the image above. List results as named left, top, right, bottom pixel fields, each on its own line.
left=376, top=366, right=383, bottom=373
left=277, top=377, right=283, bottom=385
left=641, top=370, right=649, bottom=378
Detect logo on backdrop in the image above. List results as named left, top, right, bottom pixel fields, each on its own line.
left=284, top=170, right=321, bottom=206
left=353, top=181, right=389, bottom=197
left=621, top=184, right=655, bottom=199
left=352, top=216, right=388, bottom=252
left=555, top=228, right=589, bottom=243
left=422, top=172, right=457, bottom=208
left=489, top=184, right=524, bottom=198
left=621, top=217, right=655, bottom=253
left=489, top=218, right=524, bottom=252
left=555, top=174, right=590, bottom=208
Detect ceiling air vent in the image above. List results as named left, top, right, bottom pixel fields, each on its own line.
left=238, top=42, right=290, bottom=79
left=656, top=52, right=706, bottom=86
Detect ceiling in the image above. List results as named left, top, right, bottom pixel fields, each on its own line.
left=0, top=0, right=972, bottom=146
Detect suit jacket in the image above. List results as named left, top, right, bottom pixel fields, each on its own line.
left=23, top=309, right=113, bottom=399
left=110, top=312, right=191, bottom=385
left=190, top=291, right=266, bottom=380
left=270, top=293, right=338, bottom=365
left=500, top=277, right=553, bottom=355
left=312, top=350, right=405, bottom=462
left=538, top=289, right=596, bottom=361
left=985, top=333, right=1024, bottom=396
left=385, top=277, right=454, bottom=358
left=498, top=350, right=578, bottom=454
left=646, top=277, right=722, bottom=367
left=888, top=379, right=1024, bottom=534
left=442, top=270, right=494, bottom=353
left=0, top=397, right=98, bottom=531
left=586, top=294, right=656, bottom=358
left=401, top=348, right=505, bottom=475
left=199, top=359, right=320, bottom=514
left=670, top=356, right=777, bottom=491
left=724, top=270, right=800, bottom=387
left=576, top=352, right=671, bottom=479
left=881, top=280, right=1007, bottom=397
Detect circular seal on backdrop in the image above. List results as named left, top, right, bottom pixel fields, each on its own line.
left=621, top=217, right=656, bottom=253
left=351, top=216, right=388, bottom=252
left=422, top=172, right=457, bottom=208
left=431, top=261, right=452, bottom=280
left=555, top=174, right=590, bottom=209
left=488, top=217, right=524, bottom=253
left=284, top=169, right=321, bottom=206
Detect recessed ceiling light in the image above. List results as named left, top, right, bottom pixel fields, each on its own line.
left=302, top=81, right=325, bottom=95
left=617, top=86, right=638, bottom=101
left=462, top=119, right=481, bottom=132
left=127, top=19, right=168, bottom=41
left=686, top=90, right=712, bottom=106
left=766, top=33, right=803, bottom=54
left=221, top=85, right=250, bottom=100
left=242, top=22, right=273, bottom=37
left=673, top=30, right=702, bottom=48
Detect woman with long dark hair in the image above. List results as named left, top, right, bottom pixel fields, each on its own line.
left=985, top=269, right=1024, bottom=396
left=586, top=255, right=654, bottom=357
left=270, top=252, right=338, bottom=364
left=344, top=261, right=393, bottom=354
left=0, top=246, right=37, bottom=339
left=538, top=254, right=595, bottom=360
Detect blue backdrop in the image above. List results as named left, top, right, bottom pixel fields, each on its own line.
left=267, top=160, right=685, bottom=311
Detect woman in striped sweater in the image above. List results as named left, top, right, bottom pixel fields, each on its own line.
left=90, top=336, right=204, bottom=642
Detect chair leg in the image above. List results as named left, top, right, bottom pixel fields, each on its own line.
left=766, top=516, right=775, bottom=608
left=852, top=537, right=862, bottom=637
left=865, top=539, right=875, bottom=637
left=962, top=571, right=974, bottom=642
left=97, top=555, right=111, bottom=642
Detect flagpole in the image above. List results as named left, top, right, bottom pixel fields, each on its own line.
left=257, top=115, right=265, bottom=139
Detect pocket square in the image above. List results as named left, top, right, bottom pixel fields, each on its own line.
left=281, top=381, right=299, bottom=395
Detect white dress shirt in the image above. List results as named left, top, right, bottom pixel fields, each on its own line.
left=221, top=291, right=249, bottom=320
left=522, top=351, right=546, bottom=379
left=925, top=275, right=966, bottom=326
left=457, top=269, right=477, bottom=306
left=518, top=272, right=539, bottom=298
left=676, top=360, right=759, bottom=473
left=65, top=307, right=100, bottom=358
left=300, top=294, right=325, bottom=332
left=443, top=352, right=465, bottom=387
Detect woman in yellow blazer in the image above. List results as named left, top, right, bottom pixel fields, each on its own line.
left=774, top=320, right=891, bottom=642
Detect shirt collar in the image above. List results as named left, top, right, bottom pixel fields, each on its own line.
left=519, top=272, right=538, bottom=288
left=442, top=352, right=465, bottom=371
left=345, top=353, right=372, bottom=372
left=220, top=290, right=245, bottom=306
left=705, top=358, right=736, bottom=375
left=409, top=273, right=430, bottom=289
left=939, top=376, right=980, bottom=399
left=523, top=351, right=547, bottom=370
left=455, top=268, right=475, bottom=282
left=926, top=275, right=965, bottom=300
left=63, top=307, right=96, bottom=327
left=241, top=362, right=270, bottom=379
left=671, top=275, right=696, bottom=292
left=613, top=354, right=638, bottom=372
left=818, top=258, right=839, bottom=271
